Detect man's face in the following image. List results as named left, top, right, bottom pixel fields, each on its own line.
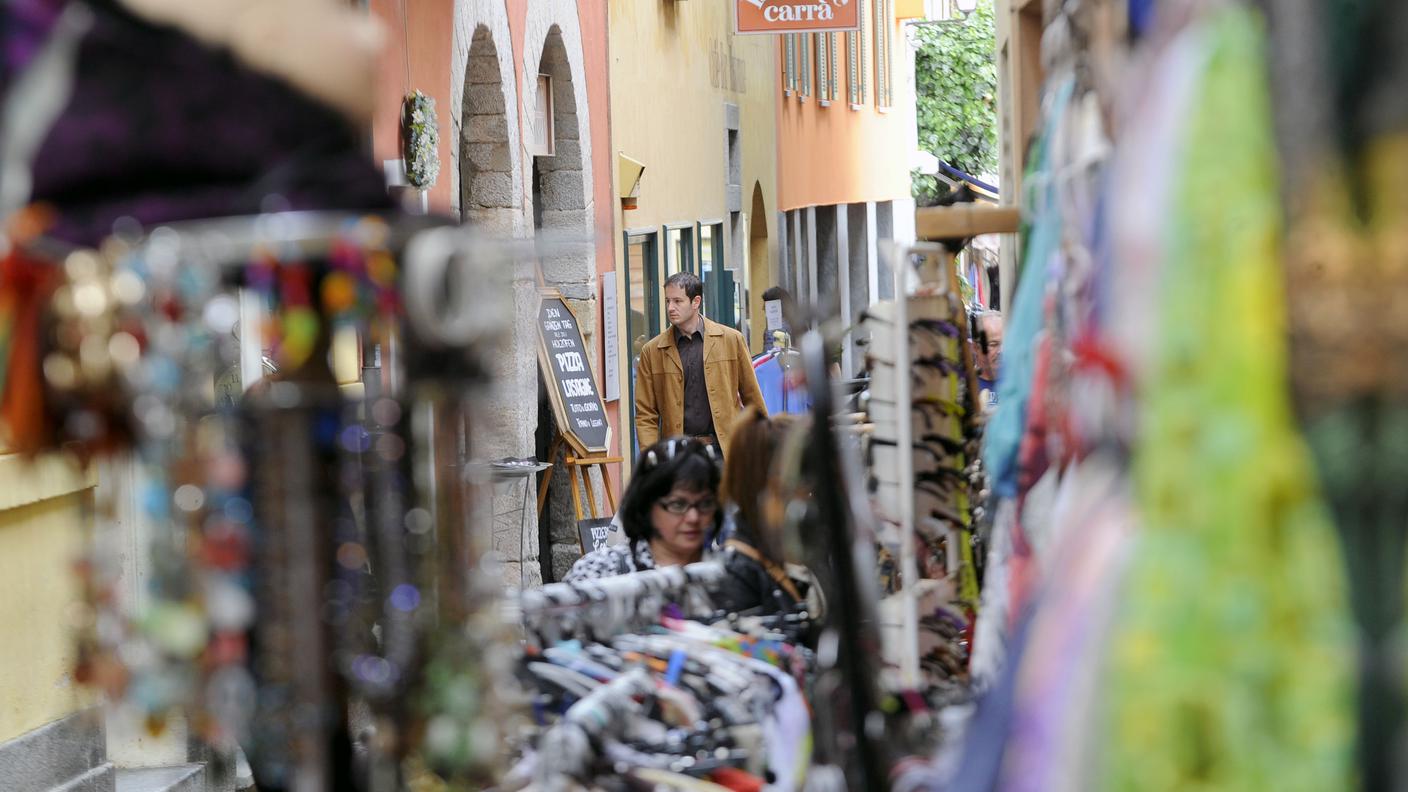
left=978, top=314, right=1004, bottom=380
left=665, top=285, right=700, bottom=329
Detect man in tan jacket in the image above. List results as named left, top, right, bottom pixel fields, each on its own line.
left=634, top=272, right=767, bottom=457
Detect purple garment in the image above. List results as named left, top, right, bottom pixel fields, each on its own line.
left=5, top=0, right=391, bottom=246
left=3, top=0, right=64, bottom=77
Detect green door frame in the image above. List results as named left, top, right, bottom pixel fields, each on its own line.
left=622, top=229, right=660, bottom=458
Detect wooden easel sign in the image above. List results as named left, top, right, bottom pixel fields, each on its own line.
left=536, top=289, right=622, bottom=527
left=577, top=517, right=626, bottom=555
left=536, top=289, right=610, bottom=456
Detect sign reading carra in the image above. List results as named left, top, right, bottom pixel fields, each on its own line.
left=735, top=0, right=860, bottom=34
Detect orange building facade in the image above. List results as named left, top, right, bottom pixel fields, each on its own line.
left=368, top=0, right=616, bottom=585
left=774, top=0, right=923, bottom=373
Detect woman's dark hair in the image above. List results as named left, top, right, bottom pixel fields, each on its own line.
left=619, top=437, right=721, bottom=563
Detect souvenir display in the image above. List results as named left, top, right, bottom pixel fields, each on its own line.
left=856, top=246, right=985, bottom=700
left=3, top=0, right=1402, bottom=790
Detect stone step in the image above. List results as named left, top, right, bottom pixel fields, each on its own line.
left=50, top=762, right=115, bottom=792
left=113, top=764, right=204, bottom=792
left=0, top=709, right=110, bottom=792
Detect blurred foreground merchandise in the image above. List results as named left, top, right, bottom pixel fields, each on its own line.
left=946, top=0, right=1408, bottom=790
left=0, top=2, right=521, bottom=791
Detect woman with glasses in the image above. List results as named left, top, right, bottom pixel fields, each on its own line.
left=564, top=437, right=722, bottom=582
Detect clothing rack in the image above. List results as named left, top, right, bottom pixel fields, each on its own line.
left=511, top=560, right=728, bottom=640
left=535, top=667, right=656, bottom=787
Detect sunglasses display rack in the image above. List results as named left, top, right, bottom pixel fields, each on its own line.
left=505, top=561, right=818, bottom=790
left=2, top=211, right=534, bottom=791
left=859, top=243, right=985, bottom=696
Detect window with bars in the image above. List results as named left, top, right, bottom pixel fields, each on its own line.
left=848, top=1, right=868, bottom=106
left=800, top=33, right=812, bottom=98
left=784, top=34, right=797, bottom=95
left=875, top=0, right=892, bottom=108
left=828, top=33, right=841, bottom=102
left=816, top=34, right=834, bottom=103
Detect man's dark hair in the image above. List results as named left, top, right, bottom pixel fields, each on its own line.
left=761, top=286, right=790, bottom=302
left=664, top=271, right=704, bottom=303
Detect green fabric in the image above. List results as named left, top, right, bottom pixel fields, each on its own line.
left=1101, top=8, right=1357, bottom=791
left=1301, top=403, right=1408, bottom=791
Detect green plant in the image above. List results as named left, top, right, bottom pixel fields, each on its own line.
left=912, top=0, right=998, bottom=203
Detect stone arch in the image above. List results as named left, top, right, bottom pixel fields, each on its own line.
left=458, top=26, right=516, bottom=233
left=523, top=8, right=600, bottom=581
left=522, top=7, right=595, bottom=301
left=452, top=2, right=537, bottom=587
left=528, top=24, right=591, bottom=296
left=450, top=0, right=522, bottom=234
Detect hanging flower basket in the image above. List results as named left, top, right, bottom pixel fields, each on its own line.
left=401, top=90, right=440, bottom=190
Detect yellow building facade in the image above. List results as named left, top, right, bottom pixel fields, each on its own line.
left=607, top=0, right=781, bottom=467
left=0, top=453, right=102, bottom=785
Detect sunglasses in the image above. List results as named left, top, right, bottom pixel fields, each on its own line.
left=641, top=436, right=719, bottom=469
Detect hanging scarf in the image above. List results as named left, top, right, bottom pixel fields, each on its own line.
left=1101, top=8, right=1356, bottom=790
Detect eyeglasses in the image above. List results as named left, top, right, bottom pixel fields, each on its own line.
left=657, top=496, right=718, bottom=515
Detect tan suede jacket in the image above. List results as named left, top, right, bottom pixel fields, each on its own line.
left=633, top=318, right=767, bottom=454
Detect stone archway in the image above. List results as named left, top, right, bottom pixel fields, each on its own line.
left=459, top=25, right=517, bottom=234
left=528, top=24, right=592, bottom=302
left=450, top=0, right=523, bottom=232
left=451, top=5, right=538, bottom=587
left=523, top=12, right=599, bottom=581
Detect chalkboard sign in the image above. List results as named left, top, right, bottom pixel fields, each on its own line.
left=577, top=517, right=626, bottom=555
left=537, top=290, right=610, bottom=455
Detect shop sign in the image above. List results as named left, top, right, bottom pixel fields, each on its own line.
left=537, top=290, right=610, bottom=455
left=735, top=0, right=860, bottom=34
left=577, top=517, right=626, bottom=555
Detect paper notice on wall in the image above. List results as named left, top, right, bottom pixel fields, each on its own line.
left=602, top=272, right=620, bottom=402
left=764, top=299, right=784, bottom=331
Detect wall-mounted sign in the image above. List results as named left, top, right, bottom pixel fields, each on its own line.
left=537, top=290, right=610, bottom=455
left=735, top=0, right=860, bottom=35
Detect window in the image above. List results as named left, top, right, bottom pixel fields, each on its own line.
left=817, top=33, right=839, bottom=104
left=828, top=33, right=840, bottom=102
left=800, top=33, right=812, bottom=98
left=875, top=0, right=893, bottom=108
left=698, top=222, right=736, bottom=327
left=784, top=34, right=797, bottom=95
left=848, top=1, right=868, bottom=105
left=529, top=74, right=554, bottom=155
left=666, top=225, right=695, bottom=276
left=699, top=222, right=725, bottom=278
